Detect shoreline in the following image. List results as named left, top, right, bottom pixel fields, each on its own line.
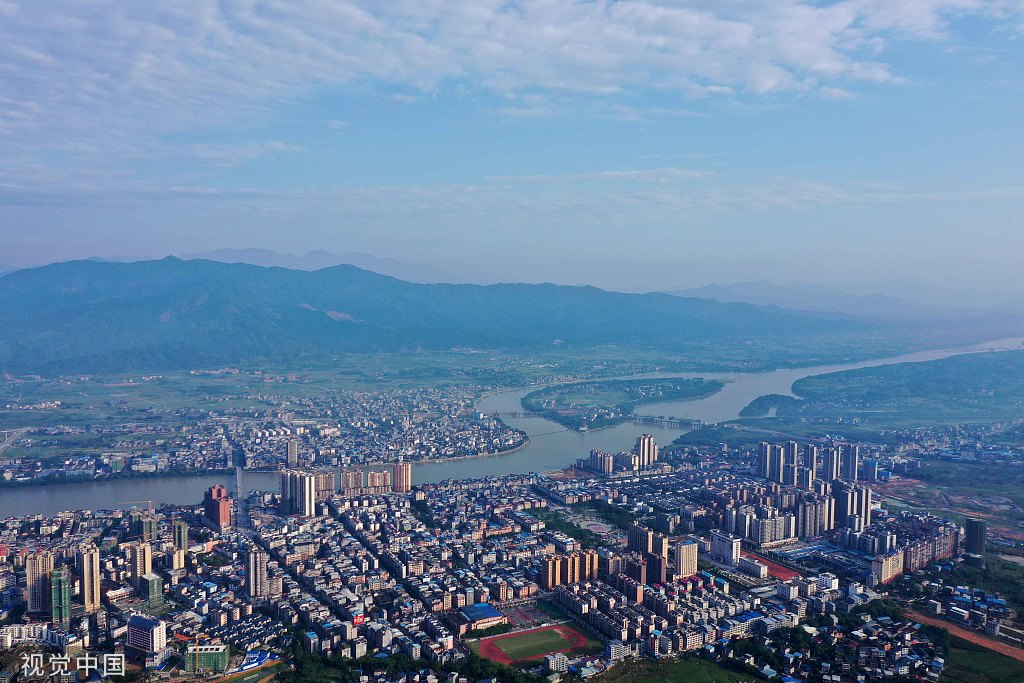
left=411, top=438, right=530, bottom=464
left=0, top=443, right=537, bottom=490
left=0, top=466, right=237, bottom=491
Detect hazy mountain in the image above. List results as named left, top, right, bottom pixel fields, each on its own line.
left=180, top=248, right=450, bottom=283
left=0, top=257, right=890, bottom=375
left=667, top=281, right=955, bottom=319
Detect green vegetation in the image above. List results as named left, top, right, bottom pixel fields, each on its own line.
left=575, top=500, right=638, bottom=531
left=835, top=599, right=906, bottom=630
left=788, top=350, right=1024, bottom=424
left=596, top=657, right=755, bottom=683
left=522, top=378, right=723, bottom=430
left=276, top=647, right=540, bottom=683
left=535, top=508, right=603, bottom=548
left=474, top=623, right=514, bottom=638
left=681, top=349, right=1024, bottom=451
left=535, top=598, right=574, bottom=622
left=939, top=633, right=1024, bottom=683
left=915, top=460, right=1024, bottom=518
left=738, top=393, right=801, bottom=417
left=410, top=499, right=439, bottom=529
left=938, top=556, right=1024, bottom=615
left=1, top=256, right=921, bottom=376
left=492, top=629, right=575, bottom=661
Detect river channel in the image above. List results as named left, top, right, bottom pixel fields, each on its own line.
left=2, top=337, right=1021, bottom=517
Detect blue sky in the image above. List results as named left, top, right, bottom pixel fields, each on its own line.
left=1, top=0, right=1023, bottom=293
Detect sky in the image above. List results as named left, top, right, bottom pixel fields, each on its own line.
left=1, top=0, right=1023, bottom=294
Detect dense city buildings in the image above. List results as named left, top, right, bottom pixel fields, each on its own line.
left=0, top=384, right=527, bottom=488
left=0, top=430, right=1004, bottom=682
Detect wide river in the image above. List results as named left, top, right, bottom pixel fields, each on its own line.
left=3, top=337, right=1022, bottom=518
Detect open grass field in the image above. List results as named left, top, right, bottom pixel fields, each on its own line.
left=475, top=624, right=597, bottom=664
left=940, top=634, right=1024, bottom=683
left=596, top=657, right=754, bottom=682
left=909, top=611, right=1024, bottom=664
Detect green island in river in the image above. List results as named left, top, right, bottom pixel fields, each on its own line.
left=521, top=377, right=724, bottom=431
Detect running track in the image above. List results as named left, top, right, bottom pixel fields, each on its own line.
left=477, top=624, right=587, bottom=665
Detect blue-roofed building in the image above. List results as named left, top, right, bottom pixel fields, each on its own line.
left=450, top=602, right=507, bottom=633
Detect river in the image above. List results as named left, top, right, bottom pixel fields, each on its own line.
left=412, top=336, right=1024, bottom=483
left=3, top=337, right=1022, bottom=517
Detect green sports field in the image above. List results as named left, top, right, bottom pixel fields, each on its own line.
left=494, top=629, right=573, bottom=660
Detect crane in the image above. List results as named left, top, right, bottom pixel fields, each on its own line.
left=191, top=631, right=212, bottom=674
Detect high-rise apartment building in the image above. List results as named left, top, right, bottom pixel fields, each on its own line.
left=173, top=520, right=189, bottom=552
left=965, top=518, right=987, bottom=557
left=834, top=481, right=871, bottom=531
left=141, top=572, right=163, bottom=608
left=634, top=434, right=659, bottom=468
left=26, top=550, right=54, bottom=613
left=823, top=448, right=841, bottom=482
left=675, top=540, right=698, bottom=578
left=281, top=470, right=317, bottom=517
left=540, top=550, right=599, bottom=589
left=392, top=461, right=412, bottom=493
left=840, top=443, right=860, bottom=481
left=627, top=524, right=654, bottom=555
left=758, top=442, right=771, bottom=479
left=767, top=445, right=784, bottom=482
left=710, top=530, right=741, bottom=566
left=246, top=547, right=269, bottom=599
left=128, top=542, right=153, bottom=588
left=50, top=567, right=71, bottom=628
left=78, top=544, right=102, bottom=614
left=203, top=484, right=232, bottom=529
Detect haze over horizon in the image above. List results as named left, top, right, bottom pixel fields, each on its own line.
left=2, top=1, right=1024, bottom=296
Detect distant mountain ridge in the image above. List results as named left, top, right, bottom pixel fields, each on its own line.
left=179, top=248, right=450, bottom=283
left=666, top=280, right=955, bottom=319
left=0, top=257, right=887, bottom=375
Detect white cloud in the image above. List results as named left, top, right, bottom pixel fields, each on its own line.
left=0, top=0, right=1020, bottom=190
left=489, top=167, right=712, bottom=182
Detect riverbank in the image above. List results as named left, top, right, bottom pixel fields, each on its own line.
left=0, top=466, right=236, bottom=490
left=404, top=439, right=530, bottom=465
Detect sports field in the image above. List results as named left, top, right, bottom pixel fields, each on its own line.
left=476, top=624, right=591, bottom=664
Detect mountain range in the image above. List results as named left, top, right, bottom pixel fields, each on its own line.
left=179, top=248, right=449, bottom=283
left=667, top=281, right=955, bottom=319
left=3, top=257, right=1021, bottom=376
left=0, top=257, right=908, bottom=375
